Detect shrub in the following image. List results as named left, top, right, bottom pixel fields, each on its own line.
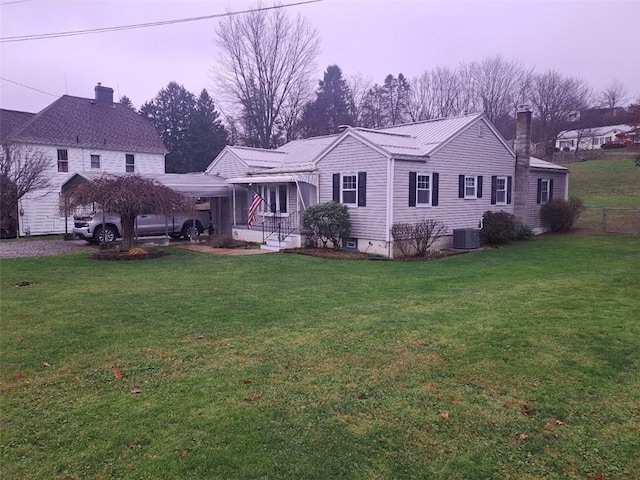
left=514, top=223, right=535, bottom=241
left=562, top=147, right=570, bottom=152
left=480, top=211, right=517, bottom=244
left=634, top=154, right=640, bottom=167
left=209, top=234, right=234, bottom=248
left=540, top=197, right=584, bottom=232
left=391, top=219, right=447, bottom=258
left=302, top=202, right=351, bottom=249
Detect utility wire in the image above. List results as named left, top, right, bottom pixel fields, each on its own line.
left=0, top=0, right=36, bottom=6
left=0, top=0, right=322, bottom=43
left=0, top=76, right=59, bottom=97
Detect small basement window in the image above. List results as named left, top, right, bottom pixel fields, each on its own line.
left=344, top=237, right=358, bottom=250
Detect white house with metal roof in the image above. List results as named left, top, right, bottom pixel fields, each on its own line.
left=556, top=124, right=632, bottom=151
left=205, top=111, right=568, bottom=257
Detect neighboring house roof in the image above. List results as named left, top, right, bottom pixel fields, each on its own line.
left=530, top=156, right=568, bottom=172
left=0, top=109, right=36, bottom=143
left=558, top=124, right=632, bottom=139
left=4, top=95, right=167, bottom=154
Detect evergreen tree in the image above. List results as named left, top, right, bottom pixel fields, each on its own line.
left=140, top=83, right=228, bottom=173
left=118, top=95, right=136, bottom=112
left=299, top=65, right=355, bottom=137
left=190, top=90, right=229, bottom=172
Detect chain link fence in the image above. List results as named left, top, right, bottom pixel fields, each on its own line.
left=576, top=206, right=640, bottom=235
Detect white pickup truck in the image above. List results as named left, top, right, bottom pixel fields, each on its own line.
left=73, top=211, right=210, bottom=244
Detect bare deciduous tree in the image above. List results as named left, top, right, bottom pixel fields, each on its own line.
left=214, top=4, right=320, bottom=148
left=0, top=144, right=52, bottom=236
left=598, top=79, right=629, bottom=109
left=63, top=174, right=194, bottom=251
left=528, top=70, right=592, bottom=158
left=347, top=73, right=373, bottom=126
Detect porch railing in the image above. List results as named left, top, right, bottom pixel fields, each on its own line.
left=261, top=211, right=300, bottom=244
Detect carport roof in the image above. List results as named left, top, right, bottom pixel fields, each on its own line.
left=60, top=172, right=230, bottom=197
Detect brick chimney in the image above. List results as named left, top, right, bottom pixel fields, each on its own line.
left=513, top=106, right=532, bottom=224
left=94, top=83, right=114, bottom=106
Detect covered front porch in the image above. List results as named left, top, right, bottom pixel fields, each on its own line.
left=226, top=173, right=318, bottom=250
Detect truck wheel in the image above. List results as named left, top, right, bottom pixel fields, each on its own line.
left=94, top=225, right=117, bottom=243
left=182, top=223, right=200, bottom=240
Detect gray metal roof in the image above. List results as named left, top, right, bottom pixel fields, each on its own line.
left=379, top=113, right=484, bottom=155
left=530, top=157, right=568, bottom=171
left=227, top=146, right=287, bottom=168
left=352, top=128, right=425, bottom=157
left=276, top=135, right=337, bottom=164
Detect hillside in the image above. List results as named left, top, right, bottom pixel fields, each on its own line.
left=562, top=158, right=640, bottom=208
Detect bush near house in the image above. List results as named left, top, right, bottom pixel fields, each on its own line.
left=480, top=210, right=534, bottom=244
left=391, top=219, right=447, bottom=258
left=302, top=201, right=351, bottom=249
left=540, top=197, right=585, bottom=232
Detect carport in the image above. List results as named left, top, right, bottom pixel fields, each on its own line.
left=60, top=172, right=231, bottom=237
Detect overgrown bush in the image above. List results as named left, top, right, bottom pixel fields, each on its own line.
left=302, top=202, right=351, bottom=249
left=480, top=211, right=517, bottom=244
left=540, top=197, right=584, bottom=232
left=391, top=219, right=447, bottom=258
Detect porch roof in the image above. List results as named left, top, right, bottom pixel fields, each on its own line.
left=225, top=174, right=316, bottom=185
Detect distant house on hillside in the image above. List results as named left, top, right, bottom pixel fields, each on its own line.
left=0, top=84, right=167, bottom=236
left=556, top=124, right=633, bottom=151
left=205, top=110, right=568, bottom=257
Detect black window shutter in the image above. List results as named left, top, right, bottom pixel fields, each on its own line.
left=432, top=172, right=439, bottom=206
left=333, top=173, right=340, bottom=202
left=507, top=176, right=512, bottom=204
left=477, top=176, right=483, bottom=198
left=409, top=172, right=417, bottom=207
left=357, top=171, right=367, bottom=206
left=490, top=176, right=497, bottom=205
left=536, top=178, right=542, bottom=204
left=458, top=175, right=465, bottom=198
left=549, top=179, right=554, bottom=200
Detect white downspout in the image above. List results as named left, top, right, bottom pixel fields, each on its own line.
left=232, top=184, right=237, bottom=226
left=386, top=157, right=394, bottom=257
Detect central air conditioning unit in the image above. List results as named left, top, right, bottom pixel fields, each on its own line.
left=452, top=228, right=480, bottom=249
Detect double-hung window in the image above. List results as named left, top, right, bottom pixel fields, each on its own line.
left=459, top=175, right=483, bottom=199
left=342, top=175, right=357, bottom=205
left=333, top=172, right=366, bottom=206
left=125, top=154, right=135, bottom=173
left=539, top=179, right=550, bottom=204
left=57, top=149, right=68, bottom=172
left=90, top=154, right=100, bottom=169
left=416, top=174, right=431, bottom=205
left=495, top=176, right=507, bottom=205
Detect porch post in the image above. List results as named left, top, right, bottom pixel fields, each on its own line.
left=232, top=185, right=237, bottom=226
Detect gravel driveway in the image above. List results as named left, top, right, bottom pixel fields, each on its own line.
left=0, top=239, right=95, bottom=259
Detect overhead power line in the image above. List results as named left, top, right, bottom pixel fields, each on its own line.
left=0, top=76, right=59, bottom=97
left=0, top=0, right=36, bottom=6
left=0, top=0, right=322, bottom=43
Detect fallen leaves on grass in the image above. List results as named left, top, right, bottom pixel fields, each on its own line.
left=180, top=451, right=189, bottom=459
left=243, top=393, right=262, bottom=403
left=144, top=348, right=152, bottom=357
left=130, top=388, right=142, bottom=395
left=243, top=379, right=253, bottom=385
left=449, top=397, right=458, bottom=405
left=43, top=362, right=51, bottom=368
left=586, top=474, right=608, bottom=480
left=113, top=367, right=123, bottom=379
left=518, top=433, right=528, bottom=441
left=439, top=411, right=450, bottom=421
left=10, top=373, right=26, bottom=380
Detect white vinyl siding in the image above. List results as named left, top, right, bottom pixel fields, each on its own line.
left=394, top=119, right=514, bottom=230
left=16, top=144, right=164, bottom=236
left=318, top=136, right=387, bottom=241
left=527, top=170, right=568, bottom=229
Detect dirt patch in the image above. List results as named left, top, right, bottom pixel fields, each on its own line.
left=92, top=249, right=166, bottom=261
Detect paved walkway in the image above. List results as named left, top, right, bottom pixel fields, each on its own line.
left=174, top=244, right=272, bottom=255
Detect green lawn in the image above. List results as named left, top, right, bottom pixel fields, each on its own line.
left=562, top=158, right=640, bottom=208
left=1, top=237, right=639, bottom=479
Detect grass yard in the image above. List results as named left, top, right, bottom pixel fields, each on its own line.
left=562, top=158, right=640, bottom=208
left=1, top=235, right=639, bottom=479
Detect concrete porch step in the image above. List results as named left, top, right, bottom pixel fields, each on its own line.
left=260, top=234, right=301, bottom=252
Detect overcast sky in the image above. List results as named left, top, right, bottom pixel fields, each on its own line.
left=1, top=0, right=639, bottom=114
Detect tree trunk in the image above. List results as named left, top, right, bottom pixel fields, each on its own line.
left=120, top=213, right=136, bottom=251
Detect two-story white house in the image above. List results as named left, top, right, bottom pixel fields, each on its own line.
left=0, top=84, right=167, bottom=236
